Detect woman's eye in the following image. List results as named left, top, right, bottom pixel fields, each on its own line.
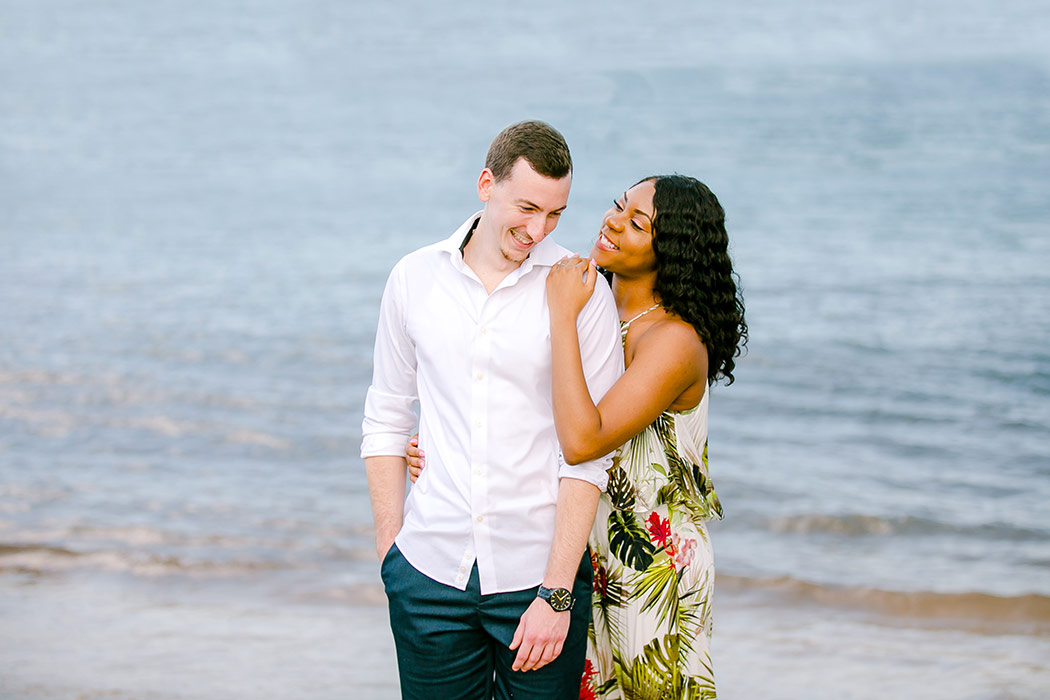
left=613, top=200, right=623, bottom=211
left=631, top=220, right=644, bottom=231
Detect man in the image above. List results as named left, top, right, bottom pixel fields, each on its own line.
left=360, top=120, right=623, bottom=699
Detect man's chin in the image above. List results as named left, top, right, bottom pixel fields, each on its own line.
left=500, top=247, right=529, bottom=263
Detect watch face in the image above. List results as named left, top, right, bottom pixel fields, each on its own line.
left=549, top=588, right=572, bottom=611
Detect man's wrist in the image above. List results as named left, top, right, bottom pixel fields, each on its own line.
left=537, top=585, right=574, bottom=612
left=376, top=530, right=399, bottom=556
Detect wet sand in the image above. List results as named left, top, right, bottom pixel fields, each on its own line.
left=3, top=572, right=1048, bottom=700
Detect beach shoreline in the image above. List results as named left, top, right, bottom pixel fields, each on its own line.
left=3, top=568, right=1048, bottom=700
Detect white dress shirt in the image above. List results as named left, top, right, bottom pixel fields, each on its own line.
left=361, top=212, right=623, bottom=593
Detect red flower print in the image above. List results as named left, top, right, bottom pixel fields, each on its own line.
left=579, top=659, right=598, bottom=700
left=645, top=512, right=671, bottom=547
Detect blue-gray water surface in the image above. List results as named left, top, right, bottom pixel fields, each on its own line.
left=2, top=1, right=1049, bottom=698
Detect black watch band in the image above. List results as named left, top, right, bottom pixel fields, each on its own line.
left=537, top=585, right=574, bottom=612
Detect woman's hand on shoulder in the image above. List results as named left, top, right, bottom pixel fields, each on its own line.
left=546, top=255, right=597, bottom=322
left=405, top=434, right=424, bottom=483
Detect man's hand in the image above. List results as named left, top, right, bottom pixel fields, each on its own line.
left=508, top=597, right=571, bottom=672
left=405, top=434, right=424, bottom=482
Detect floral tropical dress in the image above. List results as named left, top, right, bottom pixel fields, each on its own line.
left=581, top=312, right=723, bottom=700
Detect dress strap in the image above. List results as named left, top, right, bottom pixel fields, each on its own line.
left=620, top=303, right=662, bottom=343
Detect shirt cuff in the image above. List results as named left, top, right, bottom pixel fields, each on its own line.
left=361, top=386, right=417, bottom=458
left=557, top=451, right=612, bottom=491
left=360, top=432, right=414, bottom=459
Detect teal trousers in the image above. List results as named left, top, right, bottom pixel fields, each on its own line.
left=381, top=544, right=592, bottom=700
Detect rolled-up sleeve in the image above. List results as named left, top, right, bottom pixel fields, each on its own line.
left=361, top=262, right=419, bottom=458
left=556, top=278, right=624, bottom=490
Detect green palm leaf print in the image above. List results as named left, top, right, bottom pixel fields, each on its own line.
left=606, top=464, right=637, bottom=511
left=631, top=561, right=681, bottom=624
left=608, top=510, right=656, bottom=571
left=674, top=569, right=712, bottom=661
left=615, top=634, right=717, bottom=700
left=615, top=634, right=678, bottom=700
left=695, top=442, right=723, bottom=520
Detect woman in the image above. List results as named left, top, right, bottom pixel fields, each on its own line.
left=545, top=174, right=745, bottom=700
left=409, top=174, right=746, bottom=699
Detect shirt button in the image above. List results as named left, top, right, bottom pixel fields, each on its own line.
left=459, top=566, right=466, bottom=573
left=480, top=327, right=488, bottom=335
left=476, top=515, right=483, bottom=523
left=475, top=469, right=482, bottom=476
left=475, top=420, right=482, bottom=428
left=475, top=372, right=483, bottom=380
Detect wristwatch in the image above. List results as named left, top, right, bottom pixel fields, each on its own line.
left=537, top=585, right=574, bottom=612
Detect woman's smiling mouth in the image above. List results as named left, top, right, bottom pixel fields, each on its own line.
left=596, top=233, right=619, bottom=251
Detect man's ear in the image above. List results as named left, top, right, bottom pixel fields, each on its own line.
left=477, top=168, right=495, bottom=203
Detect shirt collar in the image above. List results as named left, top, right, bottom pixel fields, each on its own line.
left=439, top=212, right=565, bottom=271
left=437, top=213, right=482, bottom=255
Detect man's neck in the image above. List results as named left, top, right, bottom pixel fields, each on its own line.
left=461, top=214, right=526, bottom=294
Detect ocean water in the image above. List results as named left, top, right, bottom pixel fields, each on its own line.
left=2, top=1, right=1049, bottom=698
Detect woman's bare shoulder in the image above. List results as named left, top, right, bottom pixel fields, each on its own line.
left=635, top=314, right=706, bottom=355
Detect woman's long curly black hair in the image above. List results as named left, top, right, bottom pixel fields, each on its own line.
left=644, top=174, right=748, bottom=385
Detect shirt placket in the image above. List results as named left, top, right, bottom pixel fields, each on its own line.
left=462, top=292, right=494, bottom=589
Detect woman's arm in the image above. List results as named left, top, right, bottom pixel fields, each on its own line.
left=547, top=259, right=707, bottom=464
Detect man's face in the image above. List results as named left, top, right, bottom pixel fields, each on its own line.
left=478, top=158, right=571, bottom=264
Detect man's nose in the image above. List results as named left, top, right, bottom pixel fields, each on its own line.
left=527, top=214, right=547, bottom=242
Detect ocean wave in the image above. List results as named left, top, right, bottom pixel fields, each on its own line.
left=760, top=513, right=1048, bottom=541
left=0, top=524, right=381, bottom=578
left=0, top=483, right=72, bottom=501
left=0, top=541, right=283, bottom=578
left=0, top=404, right=79, bottom=437
left=122, top=416, right=291, bottom=450
left=124, top=415, right=196, bottom=437
left=0, top=381, right=290, bottom=449
left=718, top=574, right=1050, bottom=634
left=224, top=429, right=290, bottom=450
left=763, top=513, right=899, bottom=536
left=4, top=519, right=379, bottom=551
left=976, top=366, right=1050, bottom=396
left=0, top=543, right=79, bottom=559
left=304, top=583, right=388, bottom=606
left=0, top=369, right=85, bottom=386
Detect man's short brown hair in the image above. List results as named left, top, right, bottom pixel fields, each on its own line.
left=485, top=120, right=572, bottom=182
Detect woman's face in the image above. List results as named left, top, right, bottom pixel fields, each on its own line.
left=590, top=180, right=658, bottom=276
